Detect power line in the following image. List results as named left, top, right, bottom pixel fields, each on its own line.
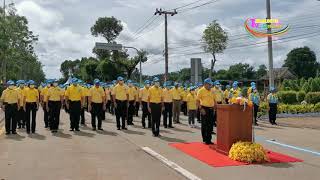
left=168, top=0, right=207, bottom=11
left=131, top=15, right=157, bottom=37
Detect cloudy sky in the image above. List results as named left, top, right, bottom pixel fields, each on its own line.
left=11, top=0, right=320, bottom=78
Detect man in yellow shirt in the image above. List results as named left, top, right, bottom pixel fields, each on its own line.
left=162, top=82, right=173, bottom=128
left=113, top=76, right=129, bottom=130
left=224, top=85, right=231, bottom=104
left=0, top=80, right=20, bottom=135
left=16, top=80, right=26, bottom=129
left=79, top=80, right=88, bottom=125
left=65, top=78, right=84, bottom=132
left=197, top=78, right=216, bottom=145
left=148, top=77, right=163, bottom=137
left=186, top=86, right=197, bottom=128
left=230, top=81, right=242, bottom=98
left=46, top=79, right=64, bottom=133
left=40, top=81, right=51, bottom=128
left=171, top=82, right=182, bottom=124
left=88, top=79, right=106, bottom=131
left=127, top=80, right=136, bottom=125
left=24, top=80, right=40, bottom=134
left=140, top=80, right=151, bottom=129
left=105, top=84, right=112, bottom=114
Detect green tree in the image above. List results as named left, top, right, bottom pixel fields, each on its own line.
left=118, top=50, right=148, bottom=79
left=91, top=16, right=123, bottom=43
left=256, top=64, right=267, bottom=79
left=202, top=20, right=228, bottom=78
left=228, top=63, right=255, bottom=80
left=283, top=46, right=318, bottom=78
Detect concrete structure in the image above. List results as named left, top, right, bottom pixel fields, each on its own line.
left=191, top=58, right=202, bottom=84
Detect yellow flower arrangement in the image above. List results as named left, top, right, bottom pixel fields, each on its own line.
left=229, top=97, right=254, bottom=108
left=229, top=142, right=269, bottom=163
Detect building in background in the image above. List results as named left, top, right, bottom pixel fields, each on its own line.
left=191, top=58, right=202, bottom=84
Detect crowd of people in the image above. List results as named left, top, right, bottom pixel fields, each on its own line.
left=0, top=77, right=278, bottom=145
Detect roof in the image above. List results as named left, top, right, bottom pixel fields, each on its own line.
left=261, top=67, right=296, bottom=80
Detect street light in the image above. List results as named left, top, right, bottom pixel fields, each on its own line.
left=94, top=42, right=143, bottom=86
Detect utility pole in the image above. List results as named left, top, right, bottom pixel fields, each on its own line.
left=266, top=0, right=274, bottom=89
left=2, top=0, right=6, bottom=84
left=154, top=8, right=177, bottom=82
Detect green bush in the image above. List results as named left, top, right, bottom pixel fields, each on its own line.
left=297, top=91, right=306, bottom=103
left=314, top=103, right=320, bottom=112
left=278, top=91, right=298, bottom=104
left=305, top=92, right=320, bottom=104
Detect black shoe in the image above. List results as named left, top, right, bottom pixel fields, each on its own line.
left=212, top=131, right=216, bottom=135
left=92, top=127, right=96, bottom=131
left=164, top=126, right=168, bottom=128
left=117, top=127, right=121, bottom=130
left=27, top=131, right=30, bottom=134
left=12, top=132, right=17, bottom=135
left=168, top=126, right=174, bottom=128
left=273, top=122, right=278, bottom=125
left=17, top=127, right=21, bottom=129
left=75, top=129, right=80, bottom=132
left=32, top=132, right=35, bottom=134
left=122, top=127, right=127, bottom=130
left=5, top=132, right=10, bottom=135
left=205, top=142, right=214, bottom=145
left=98, top=128, right=104, bottom=131
left=254, top=122, right=259, bottom=126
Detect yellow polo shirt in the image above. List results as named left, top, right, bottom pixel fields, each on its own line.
left=197, top=87, right=215, bottom=108
left=16, top=88, right=25, bottom=107
left=127, top=86, right=137, bottom=101
left=89, top=86, right=105, bottom=103
left=65, top=85, right=83, bottom=101
left=186, top=93, right=197, bottom=110
left=1, top=88, right=19, bottom=104
left=148, top=86, right=163, bottom=103
left=105, top=88, right=111, bottom=101
left=181, top=91, right=187, bottom=102
left=162, top=88, right=173, bottom=103
left=41, top=86, right=49, bottom=102
left=213, top=89, right=224, bottom=103
left=171, top=88, right=181, bottom=100
left=113, top=84, right=128, bottom=101
left=139, top=87, right=150, bottom=102
left=24, top=87, right=39, bottom=103
left=47, top=87, right=63, bottom=101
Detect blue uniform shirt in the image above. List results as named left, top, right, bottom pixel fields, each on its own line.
left=267, top=93, right=278, bottom=104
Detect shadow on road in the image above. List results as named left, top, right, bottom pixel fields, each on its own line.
left=159, top=136, right=186, bottom=143
left=160, top=130, right=174, bottom=134
left=29, top=133, right=46, bottom=140
left=97, top=130, right=118, bottom=136
left=172, top=127, right=194, bottom=133
left=73, top=131, right=96, bottom=138
left=5, top=134, right=26, bottom=141
left=260, top=162, right=294, bottom=168
left=123, top=129, right=145, bottom=135
left=53, top=132, right=72, bottom=139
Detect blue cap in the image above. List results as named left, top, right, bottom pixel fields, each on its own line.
left=233, top=81, right=238, bottom=87
left=94, top=79, right=100, bottom=84
left=28, top=80, right=35, bottom=85
left=214, top=81, right=220, bottom=86
left=270, top=87, right=276, bottom=92
left=252, top=86, right=257, bottom=90
left=226, top=85, right=231, bottom=88
left=71, top=78, right=78, bottom=83
left=190, top=86, right=196, bottom=91
left=7, top=80, right=15, bottom=85
left=251, top=82, right=256, bottom=87
left=144, top=80, right=150, bottom=85
left=174, top=82, right=179, bottom=86
left=77, top=79, right=83, bottom=84
left=127, top=80, right=133, bottom=84
left=117, top=76, right=124, bottom=81
left=204, top=78, right=212, bottom=85
left=47, top=79, right=54, bottom=84
left=153, top=77, right=160, bottom=82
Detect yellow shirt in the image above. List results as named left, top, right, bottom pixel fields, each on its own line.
left=16, top=88, right=25, bottom=107
left=89, top=86, right=105, bottom=103
left=231, top=88, right=241, bottom=98
left=113, top=84, right=128, bottom=101
left=47, top=87, right=63, bottom=101
left=127, top=86, right=137, bottom=101
left=162, top=88, right=173, bottom=103
left=41, top=86, right=49, bottom=102
left=181, top=91, right=187, bottom=102
left=186, top=93, right=197, bottom=110
left=197, top=87, right=215, bottom=108
left=213, top=88, right=224, bottom=103
left=148, top=86, right=163, bottom=103
left=65, top=85, right=83, bottom=101
left=139, top=87, right=150, bottom=102
left=24, top=88, right=39, bottom=103
left=105, top=88, right=111, bottom=101
left=224, top=90, right=230, bottom=100
left=247, top=87, right=253, bottom=97
left=171, top=88, right=181, bottom=100
left=135, top=87, right=140, bottom=101
left=82, top=87, right=89, bottom=97
left=1, top=88, right=19, bottom=104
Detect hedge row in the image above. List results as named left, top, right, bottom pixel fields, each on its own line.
left=259, top=102, right=320, bottom=116
left=277, top=91, right=320, bottom=104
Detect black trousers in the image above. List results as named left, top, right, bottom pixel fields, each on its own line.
left=269, top=103, right=277, bottom=124
left=5, top=104, right=18, bottom=133
left=43, top=103, right=49, bottom=128
left=26, top=102, right=38, bottom=133
left=188, top=110, right=196, bottom=125
left=150, top=103, right=161, bottom=136
left=80, top=107, right=85, bottom=124
left=48, top=101, right=61, bottom=131
left=115, top=100, right=127, bottom=129
left=110, top=97, right=115, bottom=115
left=181, top=101, right=187, bottom=116
left=197, top=108, right=201, bottom=122
left=106, top=100, right=111, bottom=113
left=17, top=106, right=26, bottom=128
left=69, top=101, right=81, bottom=130
left=91, top=103, right=103, bottom=129
left=163, top=102, right=172, bottom=127
left=201, top=107, right=214, bottom=143
left=142, top=101, right=151, bottom=128
left=213, top=102, right=222, bottom=127
left=128, top=101, right=135, bottom=124
left=253, top=104, right=259, bottom=123
left=135, top=101, right=140, bottom=116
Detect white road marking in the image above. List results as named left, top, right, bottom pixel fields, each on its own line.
left=142, top=147, right=202, bottom=180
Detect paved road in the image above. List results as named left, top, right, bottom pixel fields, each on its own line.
left=0, top=110, right=320, bottom=180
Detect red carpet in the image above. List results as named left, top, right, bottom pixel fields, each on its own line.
left=170, top=142, right=303, bottom=167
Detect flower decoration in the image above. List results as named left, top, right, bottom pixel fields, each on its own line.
left=229, top=141, right=269, bottom=163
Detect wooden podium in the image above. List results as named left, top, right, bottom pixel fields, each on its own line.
left=215, top=104, right=253, bottom=155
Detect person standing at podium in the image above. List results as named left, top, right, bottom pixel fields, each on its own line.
left=197, top=78, right=216, bottom=145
